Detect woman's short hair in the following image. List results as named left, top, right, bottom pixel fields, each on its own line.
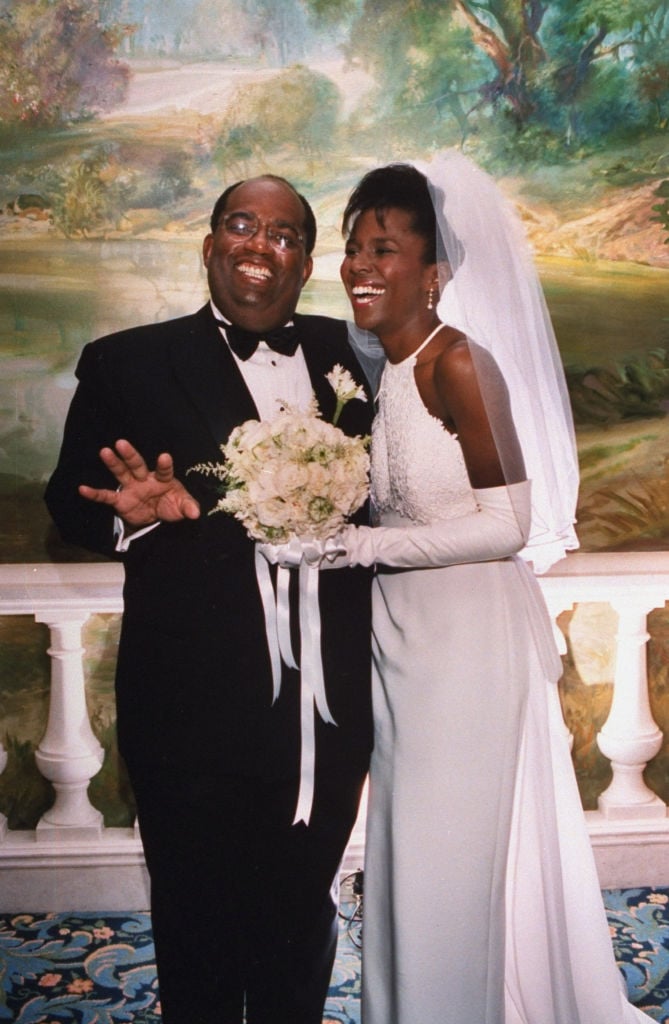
left=342, top=163, right=436, bottom=265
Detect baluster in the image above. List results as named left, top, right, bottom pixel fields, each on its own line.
left=596, top=599, right=666, bottom=819
left=33, top=610, right=104, bottom=840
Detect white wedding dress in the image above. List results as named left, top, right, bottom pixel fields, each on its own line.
left=361, top=344, right=653, bottom=1024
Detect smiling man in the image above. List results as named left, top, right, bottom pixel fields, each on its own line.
left=204, top=176, right=314, bottom=332
left=45, top=175, right=374, bottom=1024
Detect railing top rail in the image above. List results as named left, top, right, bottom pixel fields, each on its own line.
left=545, top=551, right=669, bottom=579
left=1, top=551, right=669, bottom=615
left=2, top=551, right=669, bottom=581
left=0, top=562, right=124, bottom=615
left=0, top=563, right=123, bottom=584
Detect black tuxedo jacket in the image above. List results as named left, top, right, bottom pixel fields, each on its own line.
left=45, top=305, right=374, bottom=779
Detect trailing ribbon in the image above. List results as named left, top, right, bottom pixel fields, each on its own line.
left=253, top=545, right=337, bottom=825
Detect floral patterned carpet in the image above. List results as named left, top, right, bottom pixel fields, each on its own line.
left=0, top=887, right=667, bottom=1023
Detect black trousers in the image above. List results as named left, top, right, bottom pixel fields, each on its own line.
left=127, top=759, right=367, bottom=1024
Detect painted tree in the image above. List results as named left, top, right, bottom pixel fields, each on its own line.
left=306, top=0, right=669, bottom=153
left=99, top=0, right=314, bottom=63
left=240, top=0, right=311, bottom=65
left=214, top=64, right=341, bottom=174
left=0, top=0, right=132, bottom=128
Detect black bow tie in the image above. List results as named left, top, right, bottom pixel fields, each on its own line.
left=221, top=321, right=299, bottom=361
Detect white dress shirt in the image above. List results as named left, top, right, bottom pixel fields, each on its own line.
left=217, top=310, right=313, bottom=419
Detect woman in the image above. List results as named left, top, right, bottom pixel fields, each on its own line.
left=334, top=154, right=653, bottom=1023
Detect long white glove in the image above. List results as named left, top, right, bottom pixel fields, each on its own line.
left=336, top=480, right=531, bottom=569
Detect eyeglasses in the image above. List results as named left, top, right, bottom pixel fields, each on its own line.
left=219, top=212, right=304, bottom=253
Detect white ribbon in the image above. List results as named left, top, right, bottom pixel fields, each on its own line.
left=254, top=544, right=337, bottom=825
left=276, top=566, right=298, bottom=672
left=254, top=548, right=297, bottom=702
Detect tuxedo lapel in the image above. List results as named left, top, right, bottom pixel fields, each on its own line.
left=295, top=315, right=373, bottom=439
left=295, top=316, right=338, bottom=424
left=168, top=306, right=259, bottom=451
left=308, top=358, right=337, bottom=425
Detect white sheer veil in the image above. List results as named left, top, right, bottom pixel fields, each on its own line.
left=413, top=150, right=579, bottom=573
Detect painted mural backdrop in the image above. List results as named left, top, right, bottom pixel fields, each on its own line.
left=1, top=0, right=668, bottom=825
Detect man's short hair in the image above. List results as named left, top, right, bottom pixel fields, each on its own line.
left=209, top=174, right=317, bottom=255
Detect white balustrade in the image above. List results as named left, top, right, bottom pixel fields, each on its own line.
left=0, top=569, right=124, bottom=837
left=0, top=554, right=668, bottom=908
left=597, top=598, right=665, bottom=819
left=34, top=610, right=105, bottom=839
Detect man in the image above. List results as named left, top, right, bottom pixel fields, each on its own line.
left=45, top=175, right=374, bottom=1024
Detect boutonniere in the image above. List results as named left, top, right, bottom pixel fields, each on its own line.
left=325, top=363, right=368, bottom=424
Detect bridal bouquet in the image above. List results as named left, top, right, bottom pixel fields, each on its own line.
left=189, top=365, right=370, bottom=543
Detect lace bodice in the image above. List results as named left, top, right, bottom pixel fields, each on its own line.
left=371, top=352, right=477, bottom=526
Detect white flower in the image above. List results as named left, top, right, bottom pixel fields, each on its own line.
left=326, top=364, right=368, bottom=426
left=326, top=364, right=368, bottom=406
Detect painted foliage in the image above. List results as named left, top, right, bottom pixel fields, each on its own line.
left=0, top=0, right=668, bottom=823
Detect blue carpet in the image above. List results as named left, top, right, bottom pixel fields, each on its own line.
left=0, top=887, right=667, bottom=1022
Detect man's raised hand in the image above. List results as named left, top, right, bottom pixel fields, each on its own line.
left=78, top=439, right=201, bottom=526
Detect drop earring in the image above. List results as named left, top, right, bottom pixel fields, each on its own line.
left=427, top=285, right=435, bottom=310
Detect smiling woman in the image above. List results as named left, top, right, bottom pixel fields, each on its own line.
left=332, top=154, right=653, bottom=1024
left=341, top=207, right=439, bottom=360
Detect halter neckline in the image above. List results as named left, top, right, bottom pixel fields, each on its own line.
left=398, top=322, right=446, bottom=365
